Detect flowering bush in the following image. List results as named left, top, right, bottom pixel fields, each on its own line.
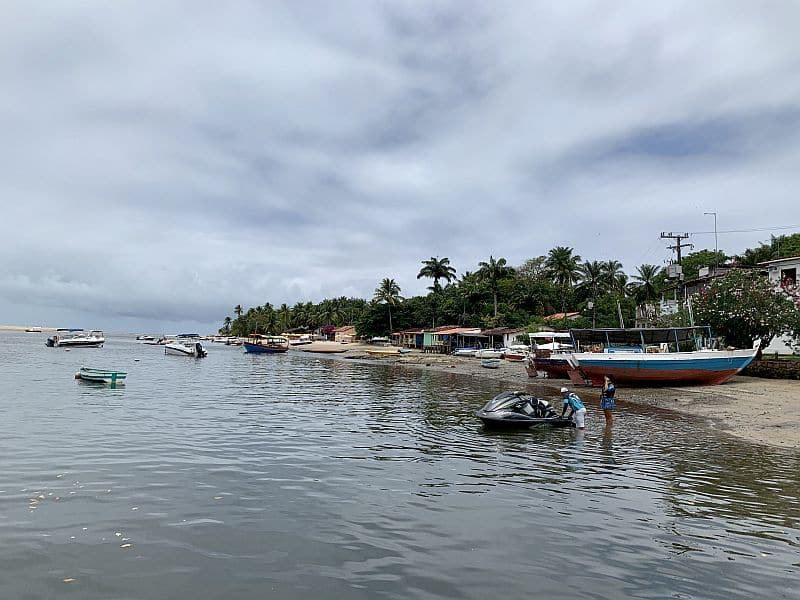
left=693, top=270, right=800, bottom=350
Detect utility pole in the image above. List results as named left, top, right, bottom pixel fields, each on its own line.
left=660, top=232, right=693, bottom=265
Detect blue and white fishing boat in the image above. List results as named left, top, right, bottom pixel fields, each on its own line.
left=567, top=327, right=758, bottom=386
left=242, top=335, right=289, bottom=354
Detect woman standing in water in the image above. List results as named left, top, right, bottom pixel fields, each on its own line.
left=600, top=374, right=616, bottom=426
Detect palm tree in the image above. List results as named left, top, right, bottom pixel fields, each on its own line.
left=632, top=264, right=661, bottom=303
left=545, top=246, right=582, bottom=315
left=222, top=316, right=232, bottom=335
left=373, top=278, right=403, bottom=333
left=477, top=255, right=512, bottom=317
left=601, top=260, right=624, bottom=290
left=234, top=305, right=243, bottom=318
left=277, top=304, right=292, bottom=333
left=417, top=257, right=457, bottom=288
left=417, top=257, right=456, bottom=328
left=578, top=260, right=604, bottom=327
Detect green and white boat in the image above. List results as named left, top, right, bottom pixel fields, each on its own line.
left=75, top=367, right=128, bottom=385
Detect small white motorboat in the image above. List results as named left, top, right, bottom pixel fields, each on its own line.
left=475, top=349, right=503, bottom=359
left=480, top=357, right=502, bottom=369
left=165, top=341, right=208, bottom=358
left=46, top=330, right=105, bottom=348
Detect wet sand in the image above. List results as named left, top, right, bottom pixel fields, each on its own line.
left=308, top=343, right=800, bottom=450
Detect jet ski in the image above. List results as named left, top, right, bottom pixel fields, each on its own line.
left=475, top=391, right=575, bottom=429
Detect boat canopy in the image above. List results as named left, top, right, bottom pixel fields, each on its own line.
left=569, top=327, right=713, bottom=346
left=529, top=332, right=572, bottom=339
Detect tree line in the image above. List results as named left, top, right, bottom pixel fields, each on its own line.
left=220, top=233, right=800, bottom=350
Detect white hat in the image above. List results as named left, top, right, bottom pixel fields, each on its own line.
left=560, top=387, right=569, bottom=393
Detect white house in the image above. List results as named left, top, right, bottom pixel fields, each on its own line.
left=760, top=256, right=800, bottom=355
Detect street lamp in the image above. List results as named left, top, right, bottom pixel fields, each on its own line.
left=704, top=211, right=718, bottom=270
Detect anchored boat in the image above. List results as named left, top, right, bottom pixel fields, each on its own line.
left=242, top=335, right=289, bottom=354
left=75, top=367, right=127, bottom=385
left=46, top=330, right=105, bottom=348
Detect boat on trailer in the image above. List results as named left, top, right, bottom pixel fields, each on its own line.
left=567, top=327, right=758, bottom=386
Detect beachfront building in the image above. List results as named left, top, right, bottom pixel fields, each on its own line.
left=422, top=326, right=486, bottom=354
left=334, top=325, right=357, bottom=343
left=759, top=256, right=800, bottom=355
left=392, top=328, right=424, bottom=349
left=481, top=327, right=528, bottom=348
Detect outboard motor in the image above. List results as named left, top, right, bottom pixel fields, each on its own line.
left=195, top=342, right=207, bottom=358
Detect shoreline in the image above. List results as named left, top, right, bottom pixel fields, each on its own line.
left=303, top=342, right=800, bottom=450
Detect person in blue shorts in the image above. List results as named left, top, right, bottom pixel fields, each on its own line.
left=560, top=387, right=586, bottom=429
left=600, top=374, right=616, bottom=426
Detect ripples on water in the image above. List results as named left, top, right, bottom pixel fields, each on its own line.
left=0, top=332, right=797, bottom=599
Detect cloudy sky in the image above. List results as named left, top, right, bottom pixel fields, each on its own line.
left=2, top=1, right=798, bottom=333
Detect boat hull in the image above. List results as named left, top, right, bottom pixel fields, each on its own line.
left=526, top=356, right=571, bottom=378
left=572, top=349, right=757, bottom=386
left=476, top=412, right=575, bottom=429
left=76, top=368, right=127, bottom=384
left=242, top=342, right=288, bottom=354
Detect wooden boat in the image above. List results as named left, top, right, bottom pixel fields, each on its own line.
left=526, top=332, right=574, bottom=378
left=480, top=357, right=502, bottom=369
left=301, top=345, right=349, bottom=354
left=46, top=330, right=105, bottom=348
left=75, top=367, right=127, bottom=385
left=242, top=335, right=289, bottom=354
left=366, top=347, right=410, bottom=356
left=567, top=327, right=758, bottom=386
left=503, top=350, right=527, bottom=362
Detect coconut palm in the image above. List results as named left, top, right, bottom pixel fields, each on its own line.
left=373, top=278, right=403, bottom=333
left=417, top=257, right=456, bottom=328
left=578, top=260, right=604, bottom=327
left=477, top=255, right=512, bottom=317
left=276, top=304, right=292, bottom=333
left=632, top=264, right=662, bottom=303
left=234, top=304, right=243, bottom=318
left=417, top=256, right=457, bottom=288
left=545, top=246, right=582, bottom=314
left=601, top=260, right=624, bottom=289
left=222, top=316, right=232, bottom=335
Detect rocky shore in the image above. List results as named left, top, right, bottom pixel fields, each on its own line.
left=301, top=342, right=800, bottom=450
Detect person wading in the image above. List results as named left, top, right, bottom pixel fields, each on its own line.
left=600, top=374, right=616, bottom=426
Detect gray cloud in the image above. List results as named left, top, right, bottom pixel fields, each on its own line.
left=1, top=1, right=798, bottom=331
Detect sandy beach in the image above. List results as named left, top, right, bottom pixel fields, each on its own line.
left=303, top=342, right=800, bottom=450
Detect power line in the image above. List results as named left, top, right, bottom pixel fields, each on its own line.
left=690, top=224, right=800, bottom=235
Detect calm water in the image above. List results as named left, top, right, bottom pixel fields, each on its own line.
left=0, top=332, right=798, bottom=599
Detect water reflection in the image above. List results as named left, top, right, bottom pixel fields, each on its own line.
left=0, top=332, right=798, bottom=599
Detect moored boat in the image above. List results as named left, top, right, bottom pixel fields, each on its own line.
left=242, top=335, right=289, bottom=354
left=46, top=330, right=105, bottom=348
left=567, top=327, right=758, bottom=386
left=480, top=357, right=502, bottom=369
left=75, top=367, right=127, bottom=385
left=475, top=349, right=503, bottom=359
left=366, top=347, right=410, bottom=356
left=165, top=340, right=208, bottom=357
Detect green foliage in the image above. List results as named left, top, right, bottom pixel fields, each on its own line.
left=693, top=270, right=799, bottom=349
left=737, top=234, right=800, bottom=266
left=681, top=250, right=728, bottom=280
